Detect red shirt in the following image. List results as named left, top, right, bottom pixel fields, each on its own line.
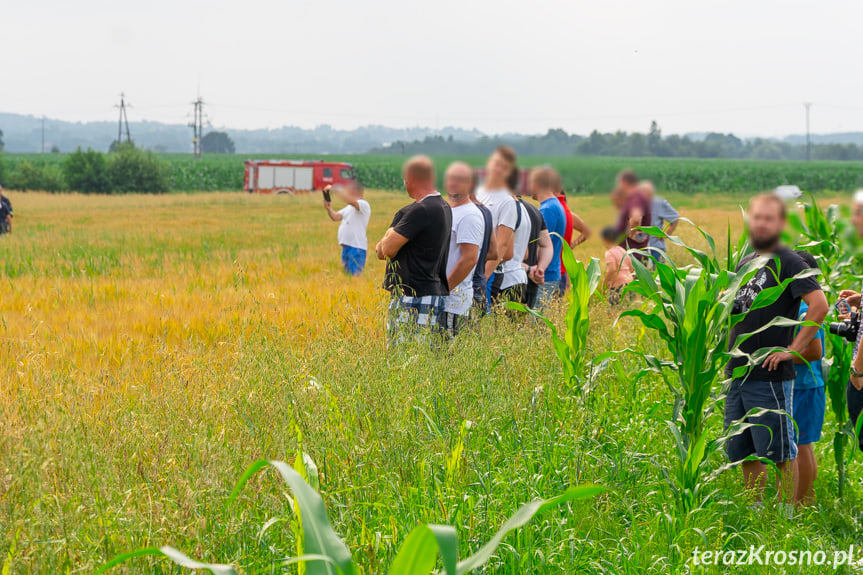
left=557, top=195, right=574, bottom=273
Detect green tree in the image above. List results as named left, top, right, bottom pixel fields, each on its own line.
left=201, top=131, right=236, bottom=154
left=64, top=148, right=111, bottom=194
left=0, top=128, right=5, bottom=152
left=108, top=145, right=170, bottom=193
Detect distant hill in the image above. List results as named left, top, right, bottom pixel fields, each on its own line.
left=782, top=132, right=863, bottom=146
left=0, top=112, right=484, bottom=154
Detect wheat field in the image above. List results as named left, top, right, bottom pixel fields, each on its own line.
left=2, top=189, right=858, bottom=574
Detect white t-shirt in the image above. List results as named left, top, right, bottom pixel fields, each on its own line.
left=501, top=201, right=530, bottom=289
left=337, top=199, right=371, bottom=250
left=475, top=186, right=517, bottom=231
left=444, top=203, right=485, bottom=316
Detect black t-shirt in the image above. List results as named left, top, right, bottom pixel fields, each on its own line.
left=0, top=195, right=11, bottom=219
left=725, top=246, right=821, bottom=382
left=383, top=194, right=452, bottom=297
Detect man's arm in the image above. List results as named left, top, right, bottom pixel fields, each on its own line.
left=529, top=229, right=553, bottom=285
left=324, top=201, right=343, bottom=222
left=447, top=243, right=480, bottom=292
left=570, top=212, right=590, bottom=247
left=375, top=228, right=409, bottom=260
left=485, top=224, right=514, bottom=278
left=486, top=229, right=499, bottom=262
left=763, top=289, right=829, bottom=371
left=792, top=336, right=823, bottom=364
left=627, top=208, right=643, bottom=234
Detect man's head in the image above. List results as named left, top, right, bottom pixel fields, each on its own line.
left=402, top=155, right=436, bottom=199
left=616, top=169, right=639, bottom=197
left=853, top=190, right=863, bottom=238
left=748, top=193, right=787, bottom=252
left=610, top=187, right=625, bottom=210
left=485, top=146, right=517, bottom=188
left=345, top=180, right=364, bottom=199
left=638, top=180, right=656, bottom=201
left=529, top=166, right=561, bottom=201
left=445, top=161, right=473, bottom=204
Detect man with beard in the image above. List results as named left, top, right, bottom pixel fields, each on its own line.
left=724, top=193, right=827, bottom=507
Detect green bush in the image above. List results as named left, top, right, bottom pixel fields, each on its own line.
left=6, top=161, right=65, bottom=192
left=108, top=144, right=170, bottom=194
left=64, top=148, right=111, bottom=194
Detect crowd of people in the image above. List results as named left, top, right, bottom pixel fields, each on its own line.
left=322, top=146, right=682, bottom=340
left=320, top=151, right=863, bottom=510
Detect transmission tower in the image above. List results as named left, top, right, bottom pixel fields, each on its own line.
left=190, top=97, right=205, bottom=159
left=115, top=93, right=132, bottom=146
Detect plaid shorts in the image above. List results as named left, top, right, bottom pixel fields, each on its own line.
left=387, top=294, right=446, bottom=346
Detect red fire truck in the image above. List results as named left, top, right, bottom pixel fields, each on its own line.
left=243, top=160, right=357, bottom=194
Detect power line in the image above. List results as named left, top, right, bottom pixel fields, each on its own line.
left=189, top=97, right=205, bottom=159
left=115, top=93, right=132, bottom=145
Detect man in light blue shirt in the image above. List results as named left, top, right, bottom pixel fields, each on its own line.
left=640, top=181, right=679, bottom=264
left=530, top=167, right=566, bottom=310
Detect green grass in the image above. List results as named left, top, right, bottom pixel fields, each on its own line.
left=5, top=153, right=863, bottom=194
left=1, top=191, right=862, bottom=573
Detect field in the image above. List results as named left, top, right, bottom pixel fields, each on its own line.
left=5, top=153, right=863, bottom=195
left=1, top=188, right=863, bottom=574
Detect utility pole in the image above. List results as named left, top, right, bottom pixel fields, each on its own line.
left=804, top=102, right=812, bottom=162
left=189, top=97, right=205, bottom=159
left=41, top=116, right=45, bottom=154
left=115, top=93, right=132, bottom=147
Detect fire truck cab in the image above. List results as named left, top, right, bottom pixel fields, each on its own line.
left=243, top=160, right=357, bottom=194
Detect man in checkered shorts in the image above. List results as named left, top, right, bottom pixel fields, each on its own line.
left=376, top=156, right=453, bottom=346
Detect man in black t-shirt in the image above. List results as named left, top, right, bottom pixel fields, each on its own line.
left=376, top=156, right=452, bottom=345
left=724, top=193, right=827, bottom=506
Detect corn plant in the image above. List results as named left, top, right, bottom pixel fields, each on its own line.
left=96, top=455, right=603, bottom=575
left=612, top=220, right=821, bottom=513
left=505, top=241, right=602, bottom=392
left=786, top=194, right=863, bottom=496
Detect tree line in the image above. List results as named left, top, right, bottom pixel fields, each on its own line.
left=372, top=122, right=863, bottom=161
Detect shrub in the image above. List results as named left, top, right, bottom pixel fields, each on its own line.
left=108, top=144, right=170, bottom=194
left=6, top=161, right=65, bottom=192
left=64, top=148, right=111, bottom=194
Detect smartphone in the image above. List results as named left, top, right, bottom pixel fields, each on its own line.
left=836, top=298, right=851, bottom=315
left=322, top=189, right=331, bottom=203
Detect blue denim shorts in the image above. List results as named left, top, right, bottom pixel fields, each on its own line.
left=724, top=378, right=797, bottom=463
left=793, top=386, right=825, bottom=445
left=340, top=245, right=366, bottom=276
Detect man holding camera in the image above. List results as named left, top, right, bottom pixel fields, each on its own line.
left=724, top=193, right=828, bottom=506
left=376, top=156, right=452, bottom=344
left=324, top=181, right=371, bottom=276
left=838, top=190, right=863, bottom=453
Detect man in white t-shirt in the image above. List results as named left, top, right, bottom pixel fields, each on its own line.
left=475, top=146, right=518, bottom=306
left=324, top=181, right=371, bottom=275
left=442, top=162, right=484, bottom=336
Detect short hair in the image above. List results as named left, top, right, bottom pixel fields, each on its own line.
left=506, top=166, right=521, bottom=193
left=529, top=166, right=561, bottom=191
left=750, top=192, right=787, bottom=219
left=494, top=145, right=517, bottom=166
left=617, top=169, right=638, bottom=186
left=403, top=155, right=435, bottom=183
left=795, top=249, right=817, bottom=269
left=601, top=225, right=619, bottom=243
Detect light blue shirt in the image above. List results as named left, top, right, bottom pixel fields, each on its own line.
left=794, top=302, right=825, bottom=390
left=648, top=196, right=679, bottom=251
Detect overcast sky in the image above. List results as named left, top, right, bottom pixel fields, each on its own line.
left=3, top=0, right=863, bottom=136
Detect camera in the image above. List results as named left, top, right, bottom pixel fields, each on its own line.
left=322, top=188, right=332, bottom=203
left=829, top=310, right=861, bottom=343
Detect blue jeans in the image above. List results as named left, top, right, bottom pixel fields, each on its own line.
left=341, top=245, right=366, bottom=276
